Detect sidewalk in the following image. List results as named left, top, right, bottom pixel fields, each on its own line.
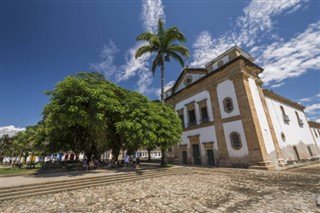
left=0, top=163, right=163, bottom=188
left=0, top=169, right=121, bottom=188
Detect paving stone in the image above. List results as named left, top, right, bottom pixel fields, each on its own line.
left=1, top=165, right=319, bottom=212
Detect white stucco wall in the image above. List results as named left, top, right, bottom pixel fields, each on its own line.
left=265, top=97, right=315, bottom=149
left=165, top=88, right=173, bottom=98
left=175, top=74, right=206, bottom=93
left=310, top=126, right=320, bottom=147
left=223, top=120, right=249, bottom=157
left=210, top=55, right=229, bottom=72
left=175, top=90, right=214, bottom=126
left=248, top=78, right=275, bottom=154
left=181, top=125, right=218, bottom=162
left=181, top=126, right=217, bottom=146
left=217, top=80, right=240, bottom=119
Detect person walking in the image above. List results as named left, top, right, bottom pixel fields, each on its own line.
left=124, top=155, right=130, bottom=169
left=136, top=157, right=140, bottom=169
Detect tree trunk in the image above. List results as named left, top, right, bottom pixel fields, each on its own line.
left=161, top=147, right=166, bottom=165
left=147, top=149, right=151, bottom=161
left=112, top=147, right=121, bottom=161
left=160, top=64, right=165, bottom=103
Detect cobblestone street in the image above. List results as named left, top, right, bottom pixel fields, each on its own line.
left=1, top=163, right=319, bottom=213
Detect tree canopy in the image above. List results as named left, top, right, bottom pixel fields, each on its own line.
left=43, top=72, right=126, bottom=159
left=42, top=72, right=182, bottom=162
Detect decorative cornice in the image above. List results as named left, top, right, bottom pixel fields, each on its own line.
left=184, top=122, right=214, bottom=131
left=196, top=99, right=207, bottom=104
left=308, top=121, right=320, bottom=129
left=221, top=115, right=241, bottom=123
left=263, top=89, right=305, bottom=110
left=165, top=56, right=263, bottom=102
left=184, top=101, right=196, bottom=108
left=172, top=68, right=207, bottom=92
left=202, top=141, right=214, bottom=144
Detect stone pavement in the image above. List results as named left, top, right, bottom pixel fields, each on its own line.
left=1, top=163, right=319, bottom=213
left=0, top=169, right=122, bottom=188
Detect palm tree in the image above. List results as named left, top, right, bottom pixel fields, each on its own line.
left=135, top=19, right=190, bottom=103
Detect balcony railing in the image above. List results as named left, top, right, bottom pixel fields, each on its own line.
left=188, top=121, right=197, bottom=127
left=283, top=114, right=290, bottom=124
left=200, top=117, right=210, bottom=124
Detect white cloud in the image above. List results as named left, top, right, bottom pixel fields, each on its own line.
left=297, top=93, right=320, bottom=122
left=297, top=93, right=320, bottom=104
left=238, top=0, right=302, bottom=41
left=91, top=0, right=165, bottom=94
left=90, top=40, right=119, bottom=80
left=118, top=44, right=150, bottom=82
left=259, top=21, right=320, bottom=85
left=304, top=103, right=320, bottom=115
left=141, top=0, right=165, bottom=32
left=154, top=80, right=175, bottom=99
left=190, top=0, right=318, bottom=90
left=270, top=82, right=285, bottom=88
left=0, top=125, right=25, bottom=137
left=191, top=0, right=305, bottom=67
left=137, top=68, right=153, bottom=94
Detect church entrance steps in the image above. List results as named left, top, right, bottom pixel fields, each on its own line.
left=248, top=161, right=276, bottom=170
left=0, top=167, right=193, bottom=202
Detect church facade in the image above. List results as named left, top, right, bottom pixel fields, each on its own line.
left=165, top=47, right=320, bottom=170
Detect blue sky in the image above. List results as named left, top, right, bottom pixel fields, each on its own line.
left=1, top=0, right=319, bottom=136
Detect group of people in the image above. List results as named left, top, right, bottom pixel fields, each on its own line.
left=82, top=157, right=100, bottom=170
left=124, top=155, right=140, bottom=169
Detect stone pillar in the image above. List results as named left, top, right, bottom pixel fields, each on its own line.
left=208, top=85, right=231, bottom=167
left=231, top=72, right=275, bottom=170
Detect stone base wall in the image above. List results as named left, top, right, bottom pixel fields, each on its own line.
left=280, top=142, right=320, bottom=164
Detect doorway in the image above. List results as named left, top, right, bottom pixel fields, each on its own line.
left=182, top=151, right=188, bottom=164
left=293, top=146, right=300, bottom=161
left=207, top=150, right=215, bottom=166
left=192, top=144, right=201, bottom=165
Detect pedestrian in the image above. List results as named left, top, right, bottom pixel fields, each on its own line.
left=136, top=156, right=140, bottom=169
left=132, top=156, right=136, bottom=168
left=124, top=155, right=130, bottom=169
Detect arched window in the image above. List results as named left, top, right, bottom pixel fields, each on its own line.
left=184, top=75, right=193, bottom=86
left=217, top=60, right=224, bottom=67
left=229, top=132, right=242, bottom=150
left=223, top=97, right=234, bottom=113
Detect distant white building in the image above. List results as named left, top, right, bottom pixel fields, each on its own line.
left=309, top=121, right=320, bottom=150
left=165, top=46, right=320, bottom=170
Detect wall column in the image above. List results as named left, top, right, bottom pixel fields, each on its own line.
left=208, top=85, right=231, bottom=167
left=231, top=72, right=275, bottom=170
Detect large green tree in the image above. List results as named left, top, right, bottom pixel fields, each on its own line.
left=116, top=92, right=158, bottom=157
left=0, top=134, right=13, bottom=157
left=43, top=72, right=183, bottom=164
left=116, top=95, right=182, bottom=165
left=135, top=19, right=190, bottom=103
left=151, top=101, right=183, bottom=164
left=43, top=72, right=126, bottom=160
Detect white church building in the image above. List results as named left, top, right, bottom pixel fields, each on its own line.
left=165, top=46, right=320, bottom=170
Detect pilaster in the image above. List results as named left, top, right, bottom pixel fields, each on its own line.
left=231, top=72, right=275, bottom=170
left=208, top=85, right=231, bottom=167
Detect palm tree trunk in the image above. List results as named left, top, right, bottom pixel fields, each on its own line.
left=161, top=64, right=165, bottom=103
